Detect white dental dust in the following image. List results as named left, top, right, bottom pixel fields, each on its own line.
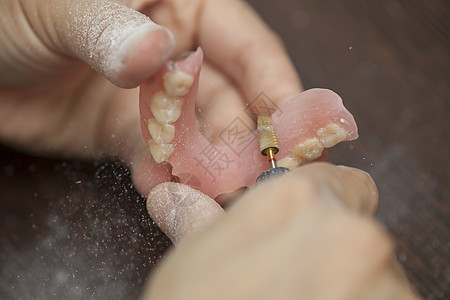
left=66, top=1, right=166, bottom=81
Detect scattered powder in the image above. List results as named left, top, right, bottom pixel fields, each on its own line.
left=0, top=161, right=170, bottom=299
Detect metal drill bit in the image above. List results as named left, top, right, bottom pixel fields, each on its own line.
left=257, top=114, right=279, bottom=169
left=256, top=114, right=290, bottom=183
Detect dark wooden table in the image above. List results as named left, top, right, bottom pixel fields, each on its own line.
left=1, top=0, right=448, bottom=299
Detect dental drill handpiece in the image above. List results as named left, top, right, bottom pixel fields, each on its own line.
left=256, top=114, right=290, bottom=183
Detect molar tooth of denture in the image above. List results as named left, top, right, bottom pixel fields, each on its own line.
left=148, top=140, right=174, bottom=163
left=150, top=91, right=183, bottom=124
left=317, top=124, right=348, bottom=148
left=292, top=137, right=324, bottom=162
left=163, top=70, right=194, bottom=97
left=278, top=156, right=300, bottom=169
left=148, top=119, right=175, bottom=144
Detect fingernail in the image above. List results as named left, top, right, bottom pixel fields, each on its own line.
left=173, top=51, right=196, bottom=62
left=167, top=50, right=196, bottom=70
left=336, top=165, right=379, bottom=213
left=336, top=166, right=377, bottom=190
left=107, top=22, right=175, bottom=87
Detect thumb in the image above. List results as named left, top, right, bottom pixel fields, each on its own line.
left=147, top=183, right=225, bottom=244
left=21, top=0, right=174, bottom=88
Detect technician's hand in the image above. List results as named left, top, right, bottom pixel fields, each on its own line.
left=144, top=163, right=420, bottom=300
left=0, top=0, right=300, bottom=194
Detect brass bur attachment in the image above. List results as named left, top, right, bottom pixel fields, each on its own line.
left=256, top=114, right=290, bottom=183
left=257, top=114, right=280, bottom=168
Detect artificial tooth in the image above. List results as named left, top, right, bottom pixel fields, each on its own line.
left=148, top=140, right=174, bottom=163
left=150, top=91, right=183, bottom=124
left=292, top=138, right=324, bottom=162
left=163, top=70, right=194, bottom=97
left=148, top=119, right=175, bottom=144
left=278, top=156, right=300, bottom=169
left=317, top=124, right=348, bottom=148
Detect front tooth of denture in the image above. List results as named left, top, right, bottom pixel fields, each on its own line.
left=148, top=140, right=174, bottom=163
left=150, top=91, right=183, bottom=124
left=278, top=156, right=300, bottom=169
left=292, top=137, right=324, bottom=162
left=317, top=124, right=348, bottom=148
left=163, top=70, right=194, bottom=97
left=148, top=119, right=175, bottom=144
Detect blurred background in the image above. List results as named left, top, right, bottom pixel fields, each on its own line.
left=1, top=0, right=448, bottom=299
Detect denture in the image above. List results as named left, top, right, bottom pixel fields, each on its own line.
left=139, top=48, right=358, bottom=198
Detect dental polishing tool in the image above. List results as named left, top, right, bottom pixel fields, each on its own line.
left=256, top=114, right=290, bottom=183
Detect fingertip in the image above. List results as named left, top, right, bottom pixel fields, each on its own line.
left=107, top=25, right=175, bottom=88
left=147, top=183, right=224, bottom=244
left=54, top=0, right=176, bottom=88
left=264, top=162, right=379, bottom=215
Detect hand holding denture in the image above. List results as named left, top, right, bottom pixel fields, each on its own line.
left=1, top=0, right=362, bottom=247
left=0, top=0, right=354, bottom=201
left=0, top=0, right=303, bottom=198
left=143, top=164, right=419, bottom=300
left=0, top=0, right=421, bottom=299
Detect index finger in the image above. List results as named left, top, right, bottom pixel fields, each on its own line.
left=198, top=0, right=303, bottom=106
